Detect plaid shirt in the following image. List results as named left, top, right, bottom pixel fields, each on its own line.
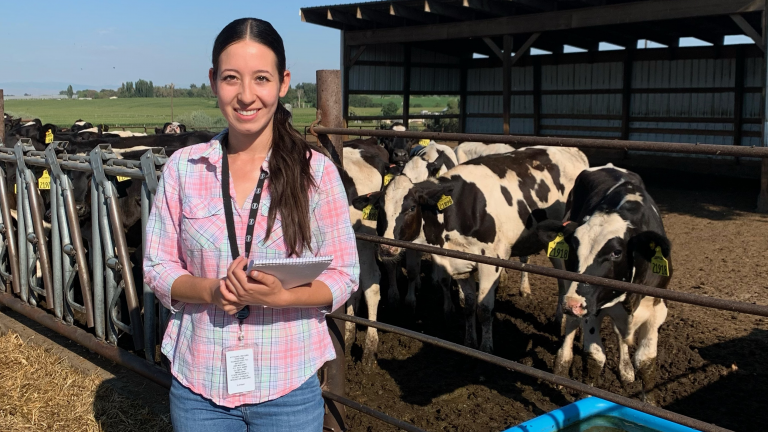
left=143, top=132, right=359, bottom=407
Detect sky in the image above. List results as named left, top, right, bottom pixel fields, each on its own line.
left=0, top=1, right=756, bottom=95
left=0, top=0, right=341, bottom=94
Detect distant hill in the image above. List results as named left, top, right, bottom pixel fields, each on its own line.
left=0, top=82, right=119, bottom=97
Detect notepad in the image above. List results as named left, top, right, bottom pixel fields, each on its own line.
left=247, top=256, right=334, bottom=289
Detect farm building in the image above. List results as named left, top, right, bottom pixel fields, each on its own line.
left=300, top=0, right=768, bottom=207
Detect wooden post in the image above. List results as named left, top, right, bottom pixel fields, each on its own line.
left=0, top=89, right=4, bottom=144
left=503, top=35, right=513, bottom=135
left=316, top=68, right=347, bottom=431
left=759, top=3, right=768, bottom=212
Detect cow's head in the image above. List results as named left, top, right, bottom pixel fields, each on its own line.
left=71, top=120, right=93, bottom=133
left=379, top=123, right=410, bottom=166
left=537, top=211, right=671, bottom=318
left=352, top=175, right=452, bottom=260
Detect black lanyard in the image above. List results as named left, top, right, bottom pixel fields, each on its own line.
left=220, top=135, right=268, bottom=321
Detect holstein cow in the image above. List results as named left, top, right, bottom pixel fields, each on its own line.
left=454, top=141, right=515, bottom=164
left=378, top=122, right=411, bottom=166
left=354, top=147, right=589, bottom=352
left=536, top=164, right=671, bottom=400
left=70, top=120, right=94, bottom=133
left=154, top=122, right=187, bottom=134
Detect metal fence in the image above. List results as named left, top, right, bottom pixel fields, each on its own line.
left=0, top=127, right=764, bottom=432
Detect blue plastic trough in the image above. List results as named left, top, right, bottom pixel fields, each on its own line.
left=502, top=397, right=698, bottom=432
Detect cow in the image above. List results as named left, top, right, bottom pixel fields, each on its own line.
left=378, top=122, right=412, bottom=166
left=70, top=120, right=93, bottom=134
left=535, top=164, right=671, bottom=401
left=154, top=122, right=187, bottom=134
left=353, top=147, right=589, bottom=352
left=454, top=142, right=515, bottom=164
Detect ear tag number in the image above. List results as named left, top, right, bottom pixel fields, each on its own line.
left=651, top=246, right=669, bottom=276
left=383, top=173, right=394, bottom=186
left=362, top=204, right=378, bottom=221
left=45, top=130, right=54, bottom=144
left=38, top=170, right=51, bottom=190
left=116, top=176, right=130, bottom=182
left=547, top=233, right=569, bottom=260
left=437, top=195, right=453, bottom=211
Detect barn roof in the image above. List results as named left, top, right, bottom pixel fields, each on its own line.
left=301, top=0, right=764, bottom=54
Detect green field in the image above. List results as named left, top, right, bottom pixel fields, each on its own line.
left=5, top=96, right=455, bottom=133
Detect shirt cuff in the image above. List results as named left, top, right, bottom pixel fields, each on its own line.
left=145, top=266, right=191, bottom=313
left=315, top=270, right=354, bottom=314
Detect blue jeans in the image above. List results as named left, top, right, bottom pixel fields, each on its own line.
left=169, top=374, right=324, bottom=432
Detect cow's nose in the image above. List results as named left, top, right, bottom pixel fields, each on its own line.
left=563, top=297, right=587, bottom=317
left=393, top=149, right=408, bottom=161
left=379, top=244, right=401, bottom=258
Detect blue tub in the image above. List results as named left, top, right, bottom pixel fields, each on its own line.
left=502, top=397, right=697, bottom=432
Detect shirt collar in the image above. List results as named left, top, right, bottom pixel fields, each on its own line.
left=195, top=128, right=272, bottom=174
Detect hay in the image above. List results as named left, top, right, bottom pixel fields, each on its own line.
left=0, top=331, right=172, bottom=432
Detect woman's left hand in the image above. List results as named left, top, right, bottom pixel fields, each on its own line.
left=226, top=256, right=291, bottom=308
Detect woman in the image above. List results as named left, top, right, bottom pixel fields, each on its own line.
left=143, top=18, right=359, bottom=432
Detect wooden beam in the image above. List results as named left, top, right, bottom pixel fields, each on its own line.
left=483, top=37, right=505, bottom=60
left=424, top=0, right=474, bottom=21
left=389, top=3, right=439, bottom=24
left=506, top=0, right=555, bottom=12
left=349, top=45, right=367, bottom=66
left=346, top=0, right=763, bottom=45
left=301, top=9, right=345, bottom=31
left=327, top=9, right=368, bottom=28
left=731, top=13, right=765, bottom=51
left=357, top=7, right=404, bottom=27
left=509, top=32, right=541, bottom=67
left=462, top=0, right=517, bottom=17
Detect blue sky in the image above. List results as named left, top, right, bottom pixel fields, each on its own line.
left=0, top=0, right=341, bottom=93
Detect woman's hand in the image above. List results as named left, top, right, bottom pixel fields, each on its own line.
left=211, top=279, right=246, bottom=315
left=225, top=256, right=292, bottom=308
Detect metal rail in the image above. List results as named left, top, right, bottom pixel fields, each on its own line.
left=356, top=233, right=768, bottom=317
left=322, top=391, right=428, bottom=432
left=311, top=126, right=768, bottom=158
left=331, top=313, right=730, bottom=432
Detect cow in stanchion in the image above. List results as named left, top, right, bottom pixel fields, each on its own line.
left=535, top=164, right=671, bottom=402
left=354, top=146, right=589, bottom=352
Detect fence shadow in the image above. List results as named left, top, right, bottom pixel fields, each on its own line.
left=92, top=378, right=172, bottom=431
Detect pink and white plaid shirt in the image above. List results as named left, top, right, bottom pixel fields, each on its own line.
left=143, top=132, right=359, bottom=407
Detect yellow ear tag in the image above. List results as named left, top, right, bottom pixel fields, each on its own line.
left=14, top=184, right=16, bottom=194
left=383, top=173, right=394, bottom=186
left=437, top=195, right=453, bottom=211
left=547, top=233, right=570, bottom=260
left=116, top=176, right=130, bottom=182
left=651, top=246, right=669, bottom=276
left=362, top=204, right=378, bottom=221
left=419, top=139, right=431, bottom=146
left=38, top=170, right=51, bottom=190
left=45, top=130, right=54, bottom=144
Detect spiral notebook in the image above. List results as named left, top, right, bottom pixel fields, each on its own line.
left=247, top=255, right=334, bottom=289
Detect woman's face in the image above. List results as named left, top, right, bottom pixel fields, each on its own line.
left=210, top=40, right=290, bottom=139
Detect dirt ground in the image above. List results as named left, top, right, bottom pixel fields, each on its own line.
left=343, top=167, right=768, bottom=432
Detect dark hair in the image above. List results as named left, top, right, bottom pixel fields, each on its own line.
left=213, top=18, right=316, bottom=256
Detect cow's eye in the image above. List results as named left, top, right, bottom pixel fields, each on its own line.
left=611, top=249, right=622, bottom=259
left=409, top=205, right=416, bottom=212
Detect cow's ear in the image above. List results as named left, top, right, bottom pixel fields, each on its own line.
left=417, top=182, right=453, bottom=206
left=536, top=220, right=578, bottom=245
left=352, top=192, right=381, bottom=210
left=425, top=161, right=442, bottom=178
left=628, top=231, right=670, bottom=262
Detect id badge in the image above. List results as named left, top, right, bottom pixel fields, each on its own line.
left=224, top=344, right=258, bottom=395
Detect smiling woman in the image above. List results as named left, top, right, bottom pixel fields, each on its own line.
left=143, top=17, right=360, bottom=432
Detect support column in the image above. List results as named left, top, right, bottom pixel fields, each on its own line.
left=533, top=59, right=541, bottom=136
left=621, top=47, right=635, bottom=141
left=403, top=44, right=411, bottom=127
left=316, top=70, right=345, bottom=165
left=459, top=57, right=469, bottom=133
left=758, top=3, right=768, bottom=212
left=503, top=35, right=513, bottom=135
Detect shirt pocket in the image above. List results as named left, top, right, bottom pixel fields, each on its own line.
left=181, top=198, right=226, bottom=251
left=258, top=196, right=286, bottom=251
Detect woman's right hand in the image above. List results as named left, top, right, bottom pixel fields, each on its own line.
left=211, top=279, right=245, bottom=315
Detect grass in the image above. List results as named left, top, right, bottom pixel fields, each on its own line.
left=4, top=96, right=456, bottom=133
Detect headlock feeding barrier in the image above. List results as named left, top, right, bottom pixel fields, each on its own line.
left=1, top=82, right=768, bottom=432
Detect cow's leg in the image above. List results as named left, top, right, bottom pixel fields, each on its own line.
left=362, top=269, right=381, bottom=367
left=582, top=314, right=607, bottom=386
left=434, top=265, right=454, bottom=319
left=549, top=257, right=567, bottom=335
left=634, top=300, right=668, bottom=402
left=345, top=294, right=359, bottom=350
left=477, top=263, right=501, bottom=353
left=403, top=250, right=421, bottom=315
left=456, top=276, right=478, bottom=349
left=612, top=318, right=635, bottom=385
left=518, top=256, right=531, bottom=297
left=554, top=315, right=580, bottom=377
left=383, top=260, right=400, bottom=308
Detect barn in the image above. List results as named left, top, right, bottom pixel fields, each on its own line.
left=300, top=0, right=768, bottom=209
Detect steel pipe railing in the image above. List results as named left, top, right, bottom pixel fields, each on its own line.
left=331, top=313, right=731, bottom=432
left=311, top=126, right=768, bottom=159
left=322, top=391, right=428, bottom=432
left=356, top=233, right=768, bottom=318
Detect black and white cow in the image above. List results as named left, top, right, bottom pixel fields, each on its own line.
left=354, top=146, right=589, bottom=352
left=454, top=142, right=516, bottom=164
left=378, top=122, right=412, bottom=166
left=536, top=164, right=671, bottom=399
left=154, top=122, right=187, bottom=135
left=70, top=120, right=94, bottom=133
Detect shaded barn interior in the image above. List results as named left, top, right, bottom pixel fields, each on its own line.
left=301, top=0, right=768, bottom=195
